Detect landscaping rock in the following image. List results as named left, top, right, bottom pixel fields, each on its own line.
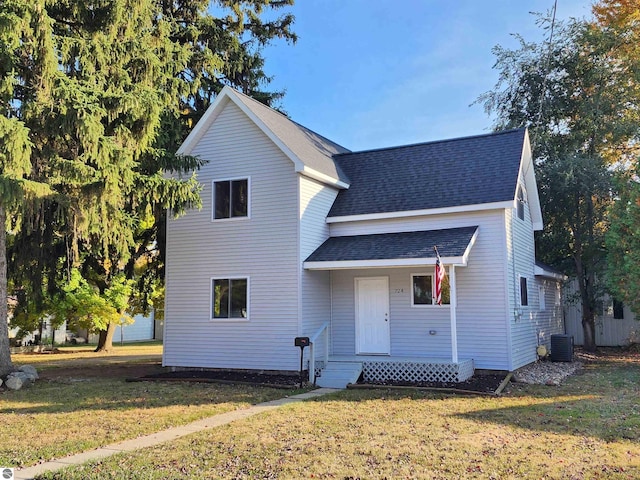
left=512, top=360, right=582, bottom=385
left=5, top=374, right=24, bottom=390
left=5, top=370, right=36, bottom=390
left=19, top=364, right=39, bottom=380
left=0, top=378, right=3, bottom=388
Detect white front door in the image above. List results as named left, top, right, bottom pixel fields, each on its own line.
left=355, top=276, right=390, bottom=354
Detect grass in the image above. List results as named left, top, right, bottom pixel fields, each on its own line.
left=1, top=345, right=298, bottom=468
left=11, top=342, right=164, bottom=368
left=34, top=350, right=640, bottom=480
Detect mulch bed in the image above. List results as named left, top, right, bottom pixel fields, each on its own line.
left=137, top=370, right=304, bottom=388
left=358, top=373, right=507, bottom=394
left=137, top=370, right=507, bottom=394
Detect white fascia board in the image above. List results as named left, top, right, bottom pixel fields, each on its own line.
left=300, top=167, right=350, bottom=189
left=326, top=201, right=514, bottom=224
left=460, top=228, right=479, bottom=265
left=303, top=256, right=467, bottom=271
left=519, top=130, right=544, bottom=231
left=534, top=265, right=567, bottom=281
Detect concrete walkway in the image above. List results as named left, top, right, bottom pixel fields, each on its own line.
left=14, top=388, right=339, bottom=480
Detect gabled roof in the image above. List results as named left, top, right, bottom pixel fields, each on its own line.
left=327, top=128, right=542, bottom=230
left=177, top=86, right=351, bottom=188
left=304, top=226, right=479, bottom=270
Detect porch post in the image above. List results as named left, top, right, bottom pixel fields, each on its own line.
left=449, top=265, right=458, bottom=363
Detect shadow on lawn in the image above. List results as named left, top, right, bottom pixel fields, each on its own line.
left=458, top=355, right=640, bottom=443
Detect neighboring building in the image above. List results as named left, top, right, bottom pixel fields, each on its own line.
left=564, top=281, right=639, bottom=346
left=162, top=86, right=564, bottom=387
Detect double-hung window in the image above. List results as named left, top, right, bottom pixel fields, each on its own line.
left=211, top=278, right=248, bottom=319
left=213, top=178, right=249, bottom=220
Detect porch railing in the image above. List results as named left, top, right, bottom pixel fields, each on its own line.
left=308, top=321, right=329, bottom=384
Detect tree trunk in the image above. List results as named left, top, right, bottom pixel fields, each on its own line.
left=0, top=203, right=15, bottom=376
left=95, top=322, right=117, bottom=353
left=582, top=310, right=597, bottom=353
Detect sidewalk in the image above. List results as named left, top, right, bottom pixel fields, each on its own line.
left=14, top=388, right=339, bottom=480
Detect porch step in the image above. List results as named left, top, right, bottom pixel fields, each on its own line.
left=316, top=361, right=363, bottom=389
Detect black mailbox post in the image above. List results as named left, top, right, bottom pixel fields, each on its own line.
left=294, top=337, right=310, bottom=388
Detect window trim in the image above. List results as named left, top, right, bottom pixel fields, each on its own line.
left=519, top=275, right=528, bottom=307
left=210, top=276, right=250, bottom=322
left=538, top=284, right=546, bottom=311
left=410, top=273, right=450, bottom=307
left=212, top=177, right=251, bottom=222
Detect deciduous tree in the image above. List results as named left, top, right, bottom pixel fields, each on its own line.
left=478, top=9, right=640, bottom=351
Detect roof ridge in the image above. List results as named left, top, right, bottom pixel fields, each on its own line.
left=334, top=128, right=525, bottom=157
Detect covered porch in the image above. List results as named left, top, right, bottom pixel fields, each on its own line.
left=303, top=226, right=479, bottom=386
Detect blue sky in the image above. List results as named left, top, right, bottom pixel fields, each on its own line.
left=261, top=0, right=593, bottom=151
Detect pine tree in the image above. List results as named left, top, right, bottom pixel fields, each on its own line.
left=1, top=0, right=297, bottom=360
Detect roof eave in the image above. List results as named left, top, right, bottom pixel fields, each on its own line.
left=534, top=265, right=567, bottom=281
left=326, top=201, right=514, bottom=224
left=520, top=129, right=544, bottom=231
left=303, top=256, right=469, bottom=271
left=300, top=166, right=350, bottom=189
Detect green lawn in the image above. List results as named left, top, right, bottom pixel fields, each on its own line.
left=2, top=346, right=297, bottom=468
left=31, top=350, right=640, bottom=479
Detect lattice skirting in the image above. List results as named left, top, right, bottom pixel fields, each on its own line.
left=312, top=360, right=326, bottom=380
left=361, top=359, right=474, bottom=383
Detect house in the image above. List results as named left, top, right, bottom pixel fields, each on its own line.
left=564, top=282, right=638, bottom=347
left=162, top=86, right=565, bottom=387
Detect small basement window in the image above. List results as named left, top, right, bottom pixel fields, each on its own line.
left=214, top=178, right=249, bottom=220
left=212, top=278, right=248, bottom=319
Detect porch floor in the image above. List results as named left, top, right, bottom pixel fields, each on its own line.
left=325, top=355, right=474, bottom=384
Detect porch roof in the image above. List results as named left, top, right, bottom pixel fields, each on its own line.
left=303, top=226, right=478, bottom=270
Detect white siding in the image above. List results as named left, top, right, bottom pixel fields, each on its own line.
left=299, top=176, right=339, bottom=360
left=565, top=281, right=639, bottom=346
left=328, top=210, right=512, bottom=370
left=164, top=100, right=300, bottom=372
left=114, top=313, right=155, bottom=342
left=507, top=181, right=544, bottom=370
left=531, top=279, right=564, bottom=350
left=331, top=268, right=452, bottom=357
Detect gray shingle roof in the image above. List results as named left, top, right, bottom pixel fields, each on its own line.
left=232, top=90, right=351, bottom=184
left=328, top=129, right=526, bottom=218
left=304, top=226, right=478, bottom=263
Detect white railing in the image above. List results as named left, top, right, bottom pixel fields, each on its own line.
left=308, top=321, right=330, bottom=384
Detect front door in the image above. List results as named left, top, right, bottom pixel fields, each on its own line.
left=355, top=276, right=390, bottom=354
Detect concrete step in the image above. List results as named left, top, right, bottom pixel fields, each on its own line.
left=316, top=361, right=363, bottom=388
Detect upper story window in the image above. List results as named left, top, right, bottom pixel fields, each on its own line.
left=213, top=178, right=249, bottom=220
left=516, top=185, right=526, bottom=221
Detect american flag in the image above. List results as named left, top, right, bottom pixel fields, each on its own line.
left=434, top=248, right=446, bottom=305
